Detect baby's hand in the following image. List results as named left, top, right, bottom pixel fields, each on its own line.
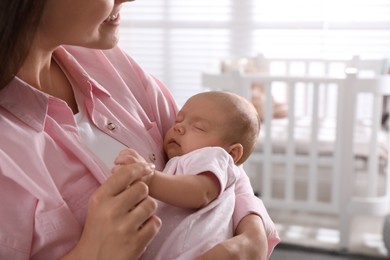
left=114, top=148, right=147, bottom=165
left=114, top=148, right=155, bottom=186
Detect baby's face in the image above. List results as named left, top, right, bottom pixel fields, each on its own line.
left=163, top=95, right=230, bottom=159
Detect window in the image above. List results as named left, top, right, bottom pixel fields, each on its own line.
left=118, top=0, right=390, bottom=105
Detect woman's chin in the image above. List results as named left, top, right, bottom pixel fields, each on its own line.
left=93, top=38, right=119, bottom=50
left=80, top=32, right=120, bottom=50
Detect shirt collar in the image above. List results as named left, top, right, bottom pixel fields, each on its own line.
left=0, top=46, right=111, bottom=132
left=54, top=46, right=111, bottom=98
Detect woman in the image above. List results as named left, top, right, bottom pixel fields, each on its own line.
left=0, top=0, right=280, bottom=259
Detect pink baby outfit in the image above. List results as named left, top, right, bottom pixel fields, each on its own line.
left=142, top=147, right=239, bottom=260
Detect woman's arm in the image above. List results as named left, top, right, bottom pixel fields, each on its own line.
left=196, top=214, right=268, bottom=260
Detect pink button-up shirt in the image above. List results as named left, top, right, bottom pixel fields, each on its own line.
left=0, top=45, right=279, bottom=259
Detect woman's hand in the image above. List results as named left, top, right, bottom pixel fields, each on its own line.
left=196, top=214, right=268, bottom=260
left=62, top=162, right=161, bottom=260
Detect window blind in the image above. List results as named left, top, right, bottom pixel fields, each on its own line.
left=118, top=0, right=390, bottom=106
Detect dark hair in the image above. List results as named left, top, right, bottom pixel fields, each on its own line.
left=0, top=0, right=46, bottom=89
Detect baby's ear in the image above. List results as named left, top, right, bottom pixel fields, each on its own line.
left=227, top=143, right=243, bottom=164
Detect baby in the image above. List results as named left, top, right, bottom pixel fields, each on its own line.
left=116, top=91, right=260, bottom=260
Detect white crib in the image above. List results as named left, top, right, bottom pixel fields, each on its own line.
left=202, top=56, right=390, bottom=251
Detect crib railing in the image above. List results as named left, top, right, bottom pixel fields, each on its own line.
left=202, top=56, right=390, bottom=251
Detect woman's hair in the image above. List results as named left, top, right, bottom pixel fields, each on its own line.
left=0, top=0, right=46, bottom=90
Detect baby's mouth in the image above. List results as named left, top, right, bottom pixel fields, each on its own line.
left=168, top=138, right=180, bottom=147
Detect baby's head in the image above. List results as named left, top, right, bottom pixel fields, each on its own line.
left=207, top=91, right=261, bottom=164
left=163, top=91, right=260, bottom=165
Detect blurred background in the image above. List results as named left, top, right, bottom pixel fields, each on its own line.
left=118, top=0, right=390, bottom=106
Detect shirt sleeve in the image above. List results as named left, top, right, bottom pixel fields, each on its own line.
left=0, top=189, right=34, bottom=260
left=0, top=154, right=35, bottom=259
left=168, top=147, right=238, bottom=196
left=233, top=166, right=280, bottom=258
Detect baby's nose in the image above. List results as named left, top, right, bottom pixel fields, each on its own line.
left=173, top=124, right=185, bottom=134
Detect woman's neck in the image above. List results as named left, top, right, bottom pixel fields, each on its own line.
left=17, top=48, right=79, bottom=114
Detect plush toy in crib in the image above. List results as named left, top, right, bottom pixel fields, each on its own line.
left=251, top=82, right=288, bottom=120
left=221, top=53, right=288, bottom=120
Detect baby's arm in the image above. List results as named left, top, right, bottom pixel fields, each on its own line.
left=114, top=148, right=221, bottom=209
left=148, top=170, right=220, bottom=209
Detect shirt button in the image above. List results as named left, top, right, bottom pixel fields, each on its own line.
left=149, top=153, right=156, bottom=162
left=107, top=122, right=116, bottom=131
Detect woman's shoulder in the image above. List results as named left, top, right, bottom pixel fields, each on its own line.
left=0, top=105, right=45, bottom=151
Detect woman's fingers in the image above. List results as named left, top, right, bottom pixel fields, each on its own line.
left=127, top=198, right=162, bottom=254
left=78, top=162, right=161, bottom=259
left=117, top=181, right=149, bottom=213
left=127, top=194, right=159, bottom=229
left=137, top=215, right=162, bottom=252
left=125, top=213, right=162, bottom=258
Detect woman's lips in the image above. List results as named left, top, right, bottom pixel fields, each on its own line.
left=104, top=13, right=120, bottom=25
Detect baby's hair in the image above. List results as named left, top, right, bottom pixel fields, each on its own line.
left=197, top=91, right=261, bottom=165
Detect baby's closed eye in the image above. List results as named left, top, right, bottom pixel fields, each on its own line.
left=192, top=123, right=206, bottom=132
